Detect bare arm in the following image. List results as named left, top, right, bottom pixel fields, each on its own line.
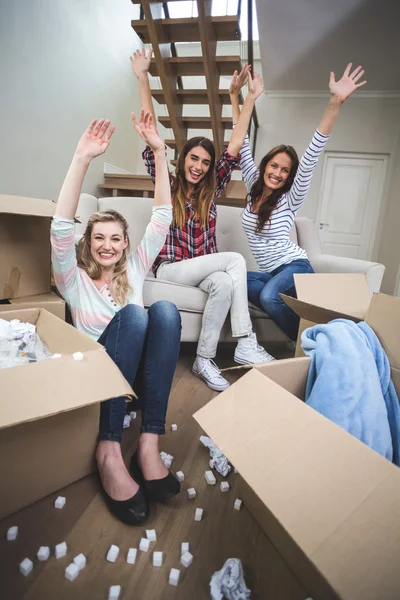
left=54, top=119, right=115, bottom=220
left=130, top=49, right=158, bottom=132
left=318, top=63, right=367, bottom=135
left=229, top=64, right=249, bottom=125
left=227, top=70, right=264, bottom=157
left=131, top=109, right=170, bottom=207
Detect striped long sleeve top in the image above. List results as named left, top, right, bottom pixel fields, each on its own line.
left=50, top=205, right=172, bottom=341
left=240, top=129, right=329, bottom=272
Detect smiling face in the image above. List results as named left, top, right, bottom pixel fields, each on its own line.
left=263, top=152, right=293, bottom=193
left=90, top=221, right=128, bottom=271
left=183, top=145, right=212, bottom=187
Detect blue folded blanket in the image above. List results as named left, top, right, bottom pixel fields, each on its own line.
left=301, top=319, right=400, bottom=465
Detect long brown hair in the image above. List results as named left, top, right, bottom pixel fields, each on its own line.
left=172, top=137, right=216, bottom=229
left=77, top=209, right=132, bottom=306
left=249, top=145, right=299, bottom=233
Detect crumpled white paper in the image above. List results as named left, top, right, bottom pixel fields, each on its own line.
left=0, top=318, right=35, bottom=341
left=210, top=558, right=251, bottom=600
left=200, top=435, right=231, bottom=477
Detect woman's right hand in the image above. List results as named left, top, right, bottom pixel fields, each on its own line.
left=75, top=119, right=115, bottom=160
left=130, top=48, right=154, bottom=78
left=132, top=109, right=164, bottom=152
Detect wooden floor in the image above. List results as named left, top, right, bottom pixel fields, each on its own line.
left=0, top=345, right=307, bottom=600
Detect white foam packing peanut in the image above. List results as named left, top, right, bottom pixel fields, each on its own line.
left=72, top=351, right=84, bottom=361
left=171, top=423, right=178, bottom=431
left=146, top=529, right=157, bottom=542
left=234, top=499, right=242, bottom=511
left=65, top=562, right=80, bottom=582
left=139, top=537, right=150, bottom=552
left=194, top=508, right=203, bottom=521
left=54, top=495, right=66, bottom=509
left=176, top=471, right=185, bottom=482
left=7, top=526, right=18, bottom=541
left=220, top=481, right=230, bottom=492
left=153, top=551, right=163, bottom=567
left=181, top=551, right=193, bottom=568
left=107, top=544, right=120, bottom=563
left=51, top=353, right=62, bottom=359
left=181, top=542, right=189, bottom=555
left=55, top=541, right=67, bottom=559
left=108, top=585, right=121, bottom=600
left=19, top=558, right=33, bottom=576
left=73, top=553, right=86, bottom=570
left=127, top=548, right=137, bottom=564
left=37, top=546, right=51, bottom=561
left=123, top=414, right=131, bottom=429
left=187, top=487, right=196, bottom=499
left=129, top=411, right=137, bottom=420
left=205, top=470, right=216, bottom=485
left=169, top=568, right=180, bottom=586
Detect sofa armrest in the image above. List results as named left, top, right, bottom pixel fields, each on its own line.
left=312, top=253, right=385, bottom=293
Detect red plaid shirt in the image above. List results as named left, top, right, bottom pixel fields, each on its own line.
left=142, top=146, right=240, bottom=276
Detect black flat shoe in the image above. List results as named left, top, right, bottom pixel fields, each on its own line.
left=101, top=482, right=150, bottom=526
left=130, top=452, right=181, bottom=502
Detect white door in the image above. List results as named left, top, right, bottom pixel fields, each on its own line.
left=317, top=152, right=388, bottom=260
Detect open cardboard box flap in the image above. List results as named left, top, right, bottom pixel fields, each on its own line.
left=0, top=308, right=133, bottom=429
left=194, top=292, right=400, bottom=599
left=0, top=194, right=55, bottom=217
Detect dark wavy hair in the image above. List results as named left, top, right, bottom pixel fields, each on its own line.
left=173, top=137, right=216, bottom=229
left=248, top=145, right=299, bottom=233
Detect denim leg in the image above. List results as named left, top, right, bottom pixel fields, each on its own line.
left=97, top=304, right=149, bottom=443
left=247, top=271, right=273, bottom=309
left=259, top=259, right=315, bottom=341
left=134, top=301, right=181, bottom=435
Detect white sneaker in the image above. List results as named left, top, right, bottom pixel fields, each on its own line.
left=234, top=333, right=275, bottom=365
left=192, top=356, right=230, bottom=392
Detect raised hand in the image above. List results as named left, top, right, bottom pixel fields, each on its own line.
left=130, top=48, right=154, bottom=78
left=329, top=63, right=367, bottom=103
left=247, top=70, right=264, bottom=101
left=229, top=64, right=250, bottom=96
left=75, top=119, right=115, bottom=160
left=132, top=109, right=164, bottom=152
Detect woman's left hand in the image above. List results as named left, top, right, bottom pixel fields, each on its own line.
left=329, top=63, right=367, bottom=103
left=132, top=109, right=165, bottom=152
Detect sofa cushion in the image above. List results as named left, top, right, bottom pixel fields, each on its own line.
left=143, top=277, right=207, bottom=313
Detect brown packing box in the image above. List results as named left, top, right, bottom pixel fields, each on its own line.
left=0, top=292, right=65, bottom=321
left=0, top=308, right=133, bottom=520
left=281, top=272, right=372, bottom=357
left=194, top=293, right=400, bottom=600
left=0, top=194, right=55, bottom=300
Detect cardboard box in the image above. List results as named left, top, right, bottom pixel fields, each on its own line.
left=194, top=293, right=400, bottom=600
left=0, top=194, right=55, bottom=300
left=0, top=308, right=133, bottom=520
left=281, top=273, right=373, bottom=357
left=0, top=292, right=65, bottom=321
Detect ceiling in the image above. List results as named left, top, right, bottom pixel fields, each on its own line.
left=255, top=0, right=400, bottom=92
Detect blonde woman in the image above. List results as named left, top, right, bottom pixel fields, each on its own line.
left=51, top=111, right=181, bottom=525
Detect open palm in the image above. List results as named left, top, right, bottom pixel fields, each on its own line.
left=130, top=48, right=154, bottom=78
left=132, top=109, right=164, bottom=152
left=329, top=63, right=367, bottom=103
left=248, top=71, right=264, bottom=100
left=76, top=119, right=115, bottom=159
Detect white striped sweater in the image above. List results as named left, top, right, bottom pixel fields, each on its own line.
left=240, top=129, right=328, bottom=272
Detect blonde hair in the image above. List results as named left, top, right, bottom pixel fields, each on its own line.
left=77, top=209, right=132, bottom=306
left=173, top=137, right=216, bottom=229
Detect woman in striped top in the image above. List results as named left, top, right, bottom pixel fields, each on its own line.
left=51, top=111, right=181, bottom=526
left=230, top=63, right=367, bottom=342
left=131, top=49, right=274, bottom=393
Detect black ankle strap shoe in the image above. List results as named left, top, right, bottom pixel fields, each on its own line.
left=130, top=452, right=181, bottom=502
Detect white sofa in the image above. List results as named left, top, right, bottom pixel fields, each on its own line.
left=75, top=194, right=385, bottom=343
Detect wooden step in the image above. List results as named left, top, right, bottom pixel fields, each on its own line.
left=152, top=89, right=234, bottom=105
left=131, top=16, right=240, bottom=44
left=100, top=174, right=154, bottom=192
left=165, top=139, right=229, bottom=150
left=159, top=115, right=232, bottom=130
left=149, top=56, right=242, bottom=78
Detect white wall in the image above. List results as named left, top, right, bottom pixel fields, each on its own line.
left=0, top=0, right=143, bottom=199
left=254, top=92, right=400, bottom=293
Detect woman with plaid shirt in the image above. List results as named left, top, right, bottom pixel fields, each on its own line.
left=131, top=49, right=273, bottom=391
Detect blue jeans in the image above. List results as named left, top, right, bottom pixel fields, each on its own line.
left=97, top=301, right=181, bottom=443
left=247, top=259, right=314, bottom=342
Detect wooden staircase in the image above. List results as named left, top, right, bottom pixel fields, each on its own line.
left=98, top=0, right=251, bottom=206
